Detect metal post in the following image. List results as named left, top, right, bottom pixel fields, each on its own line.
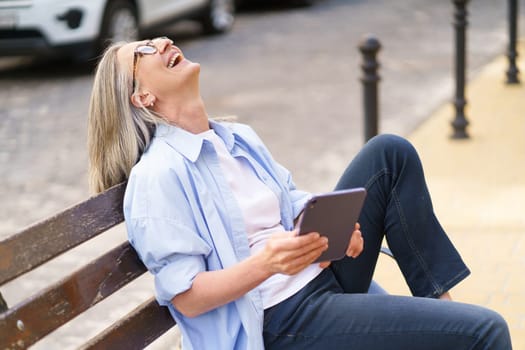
left=506, top=0, right=520, bottom=84
left=451, top=0, right=470, bottom=139
left=359, top=36, right=381, bottom=143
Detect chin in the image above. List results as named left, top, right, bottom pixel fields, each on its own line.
left=189, top=63, right=201, bottom=80
left=189, top=61, right=201, bottom=72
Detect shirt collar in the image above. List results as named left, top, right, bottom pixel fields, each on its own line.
left=154, top=120, right=235, bottom=162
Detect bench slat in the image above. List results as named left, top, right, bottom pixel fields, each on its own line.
left=0, top=241, right=146, bottom=349
left=82, top=297, right=176, bottom=350
left=0, top=182, right=126, bottom=285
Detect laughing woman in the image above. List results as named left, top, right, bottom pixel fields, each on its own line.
left=87, top=37, right=512, bottom=350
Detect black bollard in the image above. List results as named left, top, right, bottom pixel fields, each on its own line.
left=451, top=0, right=470, bottom=139
left=359, top=36, right=381, bottom=143
left=506, top=0, right=520, bottom=84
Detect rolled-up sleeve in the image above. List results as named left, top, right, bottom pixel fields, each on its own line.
left=127, top=216, right=212, bottom=304
left=124, top=157, right=214, bottom=305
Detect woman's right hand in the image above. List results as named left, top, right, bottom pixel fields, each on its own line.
left=259, top=230, right=328, bottom=276
left=172, top=230, right=327, bottom=317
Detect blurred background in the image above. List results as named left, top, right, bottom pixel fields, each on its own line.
left=1, top=0, right=524, bottom=348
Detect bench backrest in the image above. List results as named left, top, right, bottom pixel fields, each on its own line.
left=0, top=182, right=175, bottom=349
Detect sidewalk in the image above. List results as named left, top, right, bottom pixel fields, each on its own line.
left=374, top=41, right=525, bottom=349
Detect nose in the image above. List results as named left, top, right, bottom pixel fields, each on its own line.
left=152, top=36, right=174, bottom=53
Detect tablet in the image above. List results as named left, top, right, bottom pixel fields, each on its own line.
left=297, top=188, right=367, bottom=262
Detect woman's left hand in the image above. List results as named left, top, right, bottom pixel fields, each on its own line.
left=318, top=222, right=364, bottom=269
left=346, top=222, right=364, bottom=258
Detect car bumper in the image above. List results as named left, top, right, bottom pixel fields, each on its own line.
left=0, top=0, right=105, bottom=56
left=0, top=30, right=92, bottom=56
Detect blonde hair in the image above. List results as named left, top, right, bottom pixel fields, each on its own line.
left=87, top=42, right=163, bottom=193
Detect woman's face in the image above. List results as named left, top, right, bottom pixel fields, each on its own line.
left=117, top=37, right=200, bottom=100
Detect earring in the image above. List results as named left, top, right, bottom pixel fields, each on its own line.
left=149, top=101, right=155, bottom=107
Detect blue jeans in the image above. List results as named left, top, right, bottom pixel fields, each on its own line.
left=264, top=135, right=512, bottom=349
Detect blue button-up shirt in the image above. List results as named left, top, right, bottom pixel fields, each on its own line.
left=124, top=120, right=310, bottom=350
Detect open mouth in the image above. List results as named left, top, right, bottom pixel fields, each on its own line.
left=167, top=52, right=184, bottom=68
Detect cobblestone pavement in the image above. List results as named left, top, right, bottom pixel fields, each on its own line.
left=1, top=0, right=523, bottom=348
left=0, top=0, right=518, bottom=238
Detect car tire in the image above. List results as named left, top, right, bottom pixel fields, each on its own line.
left=99, top=0, right=139, bottom=50
left=201, top=0, right=235, bottom=34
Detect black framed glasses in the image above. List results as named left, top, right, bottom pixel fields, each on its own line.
left=132, top=42, right=158, bottom=92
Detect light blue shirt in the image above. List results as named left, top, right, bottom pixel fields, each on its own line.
left=123, top=120, right=310, bottom=350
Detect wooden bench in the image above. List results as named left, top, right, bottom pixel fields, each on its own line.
left=0, top=182, right=177, bottom=349
left=0, top=181, right=395, bottom=349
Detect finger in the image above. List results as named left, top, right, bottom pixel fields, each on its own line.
left=353, top=235, right=364, bottom=257
left=347, top=230, right=364, bottom=258
left=274, top=234, right=329, bottom=273
left=268, top=231, right=320, bottom=252
left=265, top=232, right=327, bottom=272
left=289, top=231, right=326, bottom=252
left=319, top=261, right=331, bottom=269
left=287, top=230, right=322, bottom=245
left=284, top=235, right=328, bottom=261
left=282, top=244, right=328, bottom=275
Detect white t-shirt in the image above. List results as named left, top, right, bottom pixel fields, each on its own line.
left=200, top=129, right=323, bottom=308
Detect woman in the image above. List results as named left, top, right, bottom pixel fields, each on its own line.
left=87, top=37, right=512, bottom=349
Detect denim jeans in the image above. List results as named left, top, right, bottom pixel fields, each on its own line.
left=263, top=135, right=512, bottom=349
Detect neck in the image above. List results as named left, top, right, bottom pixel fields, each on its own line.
left=156, top=95, right=210, bottom=134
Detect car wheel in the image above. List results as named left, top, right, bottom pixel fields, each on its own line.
left=201, top=0, right=235, bottom=34
left=99, top=0, right=139, bottom=50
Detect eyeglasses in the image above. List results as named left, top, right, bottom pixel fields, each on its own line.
left=132, top=42, right=158, bottom=92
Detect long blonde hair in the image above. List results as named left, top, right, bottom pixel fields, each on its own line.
left=87, top=42, right=163, bottom=193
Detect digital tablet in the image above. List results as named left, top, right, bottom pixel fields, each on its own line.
left=297, top=188, right=367, bottom=262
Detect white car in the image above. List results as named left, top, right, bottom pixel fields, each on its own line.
left=0, top=0, right=235, bottom=59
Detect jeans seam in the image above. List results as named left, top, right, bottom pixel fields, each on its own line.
left=424, top=268, right=470, bottom=298
left=365, top=167, right=443, bottom=296
left=363, top=167, right=389, bottom=190
left=391, top=187, right=443, bottom=296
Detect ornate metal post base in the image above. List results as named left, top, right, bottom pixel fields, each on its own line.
left=451, top=0, right=470, bottom=139
left=506, top=0, right=520, bottom=84
left=359, top=36, right=381, bottom=143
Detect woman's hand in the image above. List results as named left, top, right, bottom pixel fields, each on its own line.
left=172, top=225, right=360, bottom=317
left=259, top=230, right=328, bottom=275
left=173, top=231, right=326, bottom=317
left=346, top=222, right=364, bottom=258
left=318, top=222, right=364, bottom=269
